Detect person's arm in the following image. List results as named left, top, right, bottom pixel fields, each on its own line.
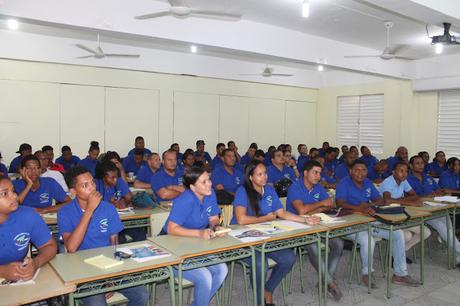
left=214, top=184, right=225, bottom=191
left=275, top=208, right=320, bottom=224
left=62, top=191, right=102, bottom=253
left=167, top=220, right=214, bottom=239
left=157, top=185, right=185, bottom=200
left=336, top=198, right=376, bottom=215
left=292, top=198, right=332, bottom=215
left=382, top=190, right=420, bottom=206
left=16, top=169, right=33, bottom=204
left=133, top=180, right=151, bottom=189
left=233, top=206, right=276, bottom=225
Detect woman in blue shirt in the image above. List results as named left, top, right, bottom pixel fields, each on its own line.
left=426, top=151, right=447, bottom=178
left=163, top=167, right=228, bottom=306
left=78, top=141, right=100, bottom=176
left=439, top=157, right=460, bottom=192
left=233, top=160, right=319, bottom=306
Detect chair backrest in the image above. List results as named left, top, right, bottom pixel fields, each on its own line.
left=279, top=197, right=287, bottom=210
left=149, top=210, right=170, bottom=237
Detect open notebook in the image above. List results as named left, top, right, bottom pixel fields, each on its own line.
left=84, top=255, right=124, bottom=269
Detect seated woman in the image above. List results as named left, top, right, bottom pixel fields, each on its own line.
left=232, top=160, right=320, bottom=306
left=439, top=157, right=460, bottom=193
left=102, top=151, right=128, bottom=183
left=162, top=167, right=228, bottom=306
left=78, top=141, right=100, bottom=177
left=426, top=151, right=447, bottom=178
left=0, top=176, right=57, bottom=282
left=13, top=155, right=71, bottom=213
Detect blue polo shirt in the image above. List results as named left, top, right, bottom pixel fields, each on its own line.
left=211, top=156, right=223, bottom=169
left=127, top=148, right=152, bottom=159
left=336, top=176, right=381, bottom=206
left=78, top=157, right=99, bottom=176
left=8, top=156, right=22, bottom=173
left=286, top=180, right=329, bottom=214
left=231, top=185, right=283, bottom=224
left=379, top=175, right=412, bottom=198
left=55, top=155, right=81, bottom=171
left=426, top=162, right=447, bottom=177
left=13, top=178, right=67, bottom=209
left=318, top=149, right=326, bottom=157
left=122, top=157, right=147, bottom=175
left=267, top=165, right=295, bottom=184
left=0, top=163, right=7, bottom=175
left=0, top=206, right=51, bottom=265
left=321, top=172, right=336, bottom=184
left=334, top=163, right=350, bottom=181
left=360, top=155, right=379, bottom=169
left=407, top=173, right=439, bottom=196
left=176, top=152, right=183, bottom=164
left=439, top=170, right=460, bottom=190
left=241, top=153, right=252, bottom=166
left=136, top=165, right=157, bottom=183
left=385, top=156, right=402, bottom=177
left=297, top=156, right=309, bottom=171
left=150, top=168, right=184, bottom=201
left=211, top=166, right=243, bottom=193
left=324, top=160, right=338, bottom=177
left=194, top=151, right=212, bottom=164
left=367, top=166, right=387, bottom=181
left=58, top=198, right=123, bottom=251
left=162, top=189, right=220, bottom=233
left=95, top=179, right=130, bottom=202
left=263, top=154, right=272, bottom=167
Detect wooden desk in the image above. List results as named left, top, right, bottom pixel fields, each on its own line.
left=50, top=240, right=180, bottom=306
left=0, top=264, right=75, bottom=306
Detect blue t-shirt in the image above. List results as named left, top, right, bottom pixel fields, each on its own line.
left=150, top=168, right=184, bottom=201
left=211, top=155, right=224, bottom=169
left=267, top=165, right=295, bottom=185
left=194, top=151, right=212, bottom=163
left=321, top=172, right=336, bottom=184
left=379, top=175, right=412, bottom=198
left=385, top=156, right=402, bottom=177
left=241, top=153, right=252, bottom=166
left=407, top=173, right=440, bottom=196
left=58, top=199, right=123, bottom=251
left=176, top=152, right=183, bottom=164
left=367, top=166, right=387, bottom=181
left=13, top=177, right=67, bottom=208
left=162, top=189, right=221, bottom=234
left=122, top=157, right=147, bottom=176
left=211, top=166, right=244, bottom=193
left=324, top=159, right=338, bottom=177
left=127, top=148, right=152, bottom=159
left=136, top=165, right=157, bottom=184
left=334, top=163, right=350, bottom=181
left=439, top=170, right=460, bottom=190
left=0, top=206, right=51, bottom=265
left=8, top=156, right=22, bottom=173
left=286, top=180, right=329, bottom=214
left=55, top=155, right=81, bottom=171
left=231, top=185, right=283, bottom=224
left=360, top=155, right=379, bottom=169
left=78, top=157, right=99, bottom=176
left=426, top=162, right=447, bottom=177
left=297, top=156, right=309, bottom=172
left=336, top=176, right=381, bottom=206
left=0, top=163, right=7, bottom=175
left=95, top=179, right=130, bottom=202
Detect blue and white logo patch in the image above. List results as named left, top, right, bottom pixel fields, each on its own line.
left=14, top=232, right=31, bottom=251
left=99, top=219, right=108, bottom=233
left=313, top=193, right=320, bottom=201
left=39, top=193, right=50, bottom=204
left=236, top=177, right=240, bottom=185
left=284, top=173, right=291, bottom=179
left=178, top=177, right=183, bottom=185
left=365, top=188, right=371, bottom=198
left=206, top=206, right=212, bottom=217
left=266, top=195, right=273, bottom=207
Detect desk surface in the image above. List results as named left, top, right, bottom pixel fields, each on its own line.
left=0, top=264, right=75, bottom=306
left=411, top=198, right=456, bottom=213
left=261, top=223, right=327, bottom=243
left=374, top=207, right=431, bottom=222
left=322, top=213, right=375, bottom=231
left=50, top=241, right=180, bottom=286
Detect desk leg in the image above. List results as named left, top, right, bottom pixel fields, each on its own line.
left=250, top=246, right=257, bottom=306
left=227, top=261, right=235, bottom=306
left=260, top=245, right=266, bottom=306
left=420, top=220, right=424, bottom=284
left=447, top=212, right=453, bottom=269
left=453, top=208, right=457, bottom=269
left=386, top=225, right=393, bottom=299
left=319, top=233, right=324, bottom=306
left=168, top=266, right=176, bottom=306
left=68, top=292, right=75, bottom=306
left=177, top=263, right=183, bottom=306
left=368, top=223, right=372, bottom=294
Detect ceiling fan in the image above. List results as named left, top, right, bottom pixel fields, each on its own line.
left=344, top=21, right=414, bottom=61
left=135, top=0, right=242, bottom=21
left=428, top=22, right=460, bottom=45
left=239, top=67, right=293, bottom=78
left=75, top=34, right=140, bottom=59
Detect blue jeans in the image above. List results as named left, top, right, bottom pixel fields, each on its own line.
left=81, top=285, right=149, bottom=306
left=174, top=263, right=228, bottom=306
left=243, top=249, right=296, bottom=305
left=348, top=224, right=408, bottom=277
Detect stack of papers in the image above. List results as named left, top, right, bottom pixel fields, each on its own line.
left=434, top=196, right=460, bottom=203
left=247, top=220, right=310, bottom=234
left=84, top=255, right=124, bottom=269
left=229, top=228, right=268, bottom=243
left=117, top=207, right=135, bottom=215
left=118, top=244, right=170, bottom=263
left=312, top=213, right=345, bottom=224
left=424, top=201, right=447, bottom=207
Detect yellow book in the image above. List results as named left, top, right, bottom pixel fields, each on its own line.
left=84, top=255, right=124, bottom=269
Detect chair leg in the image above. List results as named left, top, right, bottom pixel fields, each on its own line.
left=299, top=248, right=305, bottom=293
left=227, top=261, right=235, bottom=306
left=151, top=283, right=157, bottom=306
left=242, top=264, right=250, bottom=306
left=281, top=278, right=288, bottom=306
left=186, top=287, right=193, bottom=305
left=349, top=238, right=358, bottom=284
left=377, top=241, right=386, bottom=275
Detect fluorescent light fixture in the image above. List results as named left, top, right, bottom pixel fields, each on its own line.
left=190, top=45, right=197, bottom=53
left=435, top=43, right=443, bottom=54
left=7, top=19, right=19, bottom=30
left=317, top=65, right=324, bottom=71
left=302, top=0, right=310, bottom=18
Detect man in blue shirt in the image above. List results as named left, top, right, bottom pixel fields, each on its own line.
left=439, top=157, right=460, bottom=192
left=59, top=166, right=148, bottom=306
left=9, top=143, right=32, bottom=173
left=323, top=148, right=338, bottom=179
left=0, top=176, right=57, bottom=282
left=211, top=143, right=225, bottom=170
left=122, top=149, right=147, bottom=176
left=367, top=159, right=389, bottom=183
left=334, top=151, right=357, bottom=182
left=134, top=153, right=161, bottom=189
left=170, top=143, right=183, bottom=164
left=55, top=145, right=80, bottom=171
left=241, top=143, right=258, bottom=167
left=194, top=140, right=212, bottom=170
left=385, top=146, right=408, bottom=177
left=336, top=160, right=420, bottom=288
left=313, top=156, right=336, bottom=188
left=212, top=149, right=244, bottom=194
left=286, top=160, right=343, bottom=301
left=227, top=140, right=242, bottom=163
left=267, top=150, right=298, bottom=185
left=338, top=145, right=349, bottom=163
left=127, top=136, right=151, bottom=159
left=359, top=146, right=379, bottom=169
left=318, top=141, right=329, bottom=157
left=150, top=150, right=185, bottom=201
left=296, top=144, right=309, bottom=166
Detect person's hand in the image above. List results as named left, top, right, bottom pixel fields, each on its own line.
left=323, top=200, right=333, bottom=209
left=176, top=185, right=185, bottom=193
left=1, top=262, right=24, bottom=281
left=16, top=258, right=37, bottom=281
left=213, top=226, right=228, bottom=238
left=359, top=203, right=375, bottom=215
left=20, top=168, right=33, bottom=186
left=200, top=228, right=215, bottom=240
left=87, top=190, right=102, bottom=212
left=305, top=215, right=321, bottom=225
left=263, top=213, right=276, bottom=222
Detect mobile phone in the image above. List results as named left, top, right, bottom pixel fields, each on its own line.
left=114, top=251, right=132, bottom=259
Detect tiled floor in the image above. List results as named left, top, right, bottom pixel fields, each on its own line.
left=152, top=236, right=460, bottom=306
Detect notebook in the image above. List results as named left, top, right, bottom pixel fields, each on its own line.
left=84, top=255, right=124, bottom=269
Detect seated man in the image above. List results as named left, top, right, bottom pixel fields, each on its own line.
left=127, top=136, right=151, bottom=159
left=338, top=145, right=349, bottom=163
left=318, top=141, right=329, bottom=157
left=379, top=162, right=431, bottom=261
left=267, top=149, right=298, bottom=185
left=336, top=160, right=420, bottom=288
left=122, top=149, right=147, bottom=176
left=55, top=145, right=80, bottom=171
left=313, top=156, right=336, bottom=188
left=9, top=143, right=32, bottom=173
left=150, top=150, right=185, bottom=202
left=296, top=144, right=309, bottom=166
left=385, top=146, right=409, bottom=177
left=241, top=143, right=258, bottom=167
left=359, top=146, right=379, bottom=169
left=41, top=145, right=65, bottom=172
left=334, top=151, right=357, bottom=182
left=59, top=166, right=148, bottom=306
left=211, top=143, right=226, bottom=170
left=323, top=148, right=338, bottom=179
left=35, top=150, right=69, bottom=192
left=211, top=149, right=244, bottom=197
left=439, top=157, right=460, bottom=192
left=13, top=155, right=71, bottom=213
left=0, top=175, right=57, bottom=283
left=134, top=153, right=161, bottom=189
left=254, top=149, right=265, bottom=163
left=286, top=160, right=343, bottom=301
left=194, top=140, right=212, bottom=169
left=227, top=140, right=241, bottom=163
left=367, top=159, right=389, bottom=183
left=170, top=143, right=183, bottom=164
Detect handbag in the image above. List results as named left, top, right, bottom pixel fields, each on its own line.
left=370, top=205, right=411, bottom=225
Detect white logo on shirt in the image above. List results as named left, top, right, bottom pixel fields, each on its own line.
left=39, top=193, right=50, bottom=204
left=236, top=177, right=240, bottom=185
left=206, top=206, right=212, bottom=217
left=14, top=232, right=31, bottom=251
left=266, top=195, right=273, bottom=207
left=427, top=178, right=433, bottom=185
left=284, top=173, right=291, bottom=179
left=313, top=193, right=320, bottom=200
left=365, top=188, right=371, bottom=198
left=99, top=219, right=108, bottom=233
left=178, top=177, right=183, bottom=185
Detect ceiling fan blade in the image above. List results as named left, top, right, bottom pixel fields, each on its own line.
left=104, top=54, right=140, bottom=58
left=393, top=55, right=416, bottom=60
left=76, top=55, right=95, bottom=59
left=75, top=44, right=97, bottom=54
left=191, top=10, right=242, bottom=21
left=168, top=0, right=186, bottom=6
left=344, top=55, right=380, bottom=58
left=238, top=73, right=263, bottom=76
left=270, top=73, right=293, bottom=77
left=135, top=11, right=172, bottom=19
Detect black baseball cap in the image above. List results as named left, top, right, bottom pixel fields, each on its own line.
left=16, top=143, right=32, bottom=154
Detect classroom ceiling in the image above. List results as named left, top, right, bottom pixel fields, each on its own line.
left=1, top=0, right=460, bottom=87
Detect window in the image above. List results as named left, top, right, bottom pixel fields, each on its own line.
left=437, top=91, right=460, bottom=156
left=336, top=94, right=384, bottom=153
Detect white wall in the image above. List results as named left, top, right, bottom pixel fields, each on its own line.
left=0, top=59, right=317, bottom=165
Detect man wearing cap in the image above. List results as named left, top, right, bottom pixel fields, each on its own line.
left=9, top=143, right=32, bottom=173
